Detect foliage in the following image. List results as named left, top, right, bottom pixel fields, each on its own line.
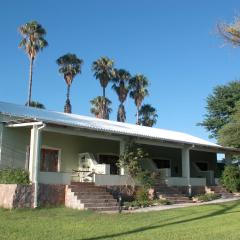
left=26, top=101, right=45, bottom=109
left=56, top=53, right=83, bottom=113
left=218, top=102, right=240, bottom=148
left=0, top=168, right=29, bottom=184
left=117, top=143, right=149, bottom=178
left=112, top=68, right=131, bottom=122
left=221, top=165, right=240, bottom=192
left=139, top=104, right=158, bottom=127
left=124, top=198, right=171, bottom=209
left=135, top=187, right=149, bottom=202
left=129, top=74, right=149, bottom=124
left=92, top=57, right=115, bottom=97
left=90, top=96, right=112, bottom=119
left=18, top=21, right=48, bottom=60
left=198, top=80, right=240, bottom=139
left=194, top=193, right=221, bottom=202
left=218, top=16, right=240, bottom=47
left=1, top=202, right=240, bottom=239
left=136, top=170, right=155, bottom=188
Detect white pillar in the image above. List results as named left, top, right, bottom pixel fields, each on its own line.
left=28, top=124, right=44, bottom=208
left=182, top=146, right=191, bottom=196
left=119, top=140, right=125, bottom=175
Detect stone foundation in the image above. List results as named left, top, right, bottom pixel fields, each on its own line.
left=0, top=184, right=66, bottom=209
left=38, top=184, right=65, bottom=206
left=0, top=184, right=34, bottom=209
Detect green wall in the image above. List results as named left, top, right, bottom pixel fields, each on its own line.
left=0, top=125, right=30, bottom=169
left=42, top=131, right=119, bottom=172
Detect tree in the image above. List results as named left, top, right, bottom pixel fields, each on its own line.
left=198, top=81, right=240, bottom=139
left=18, top=21, right=48, bottom=107
left=138, top=104, right=158, bottom=127
left=218, top=102, right=240, bottom=148
left=90, top=96, right=112, bottom=119
left=129, top=74, right=149, bottom=124
left=92, top=57, right=115, bottom=98
left=56, top=53, right=83, bottom=113
left=112, top=69, right=131, bottom=122
left=92, top=57, right=115, bottom=119
left=218, top=16, right=240, bottom=47
left=26, top=101, right=45, bottom=109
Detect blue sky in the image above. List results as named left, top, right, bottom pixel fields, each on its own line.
left=1, top=0, right=240, bottom=143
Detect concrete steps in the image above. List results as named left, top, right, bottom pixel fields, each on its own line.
left=154, top=184, right=192, bottom=204
left=65, top=182, right=119, bottom=211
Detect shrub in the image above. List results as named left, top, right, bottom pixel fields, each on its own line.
left=221, top=165, right=240, bottom=192
left=137, top=170, right=155, bottom=188
left=194, top=193, right=221, bottom=202
left=135, top=187, right=149, bottom=202
left=0, top=168, right=30, bottom=184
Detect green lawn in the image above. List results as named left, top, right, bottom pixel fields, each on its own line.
left=0, top=201, right=240, bottom=240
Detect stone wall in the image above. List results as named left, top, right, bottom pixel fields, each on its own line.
left=38, top=184, right=65, bottom=206
left=0, top=184, right=66, bottom=209
left=0, top=184, right=33, bottom=209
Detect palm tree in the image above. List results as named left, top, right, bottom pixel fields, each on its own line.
left=92, top=57, right=115, bottom=118
left=139, top=104, right=158, bottom=127
left=90, top=96, right=112, bottom=119
left=129, top=74, right=149, bottom=124
left=112, top=69, right=131, bottom=122
left=26, top=101, right=45, bottom=109
left=18, top=21, right=48, bottom=107
left=92, top=57, right=115, bottom=98
left=56, top=53, right=83, bottom=113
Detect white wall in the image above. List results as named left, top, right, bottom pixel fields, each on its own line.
left=38, top=172, right=71, bottom=184
left=165, top=177, right=206, bottom=186
left=94, top=174, right=134, bottom=186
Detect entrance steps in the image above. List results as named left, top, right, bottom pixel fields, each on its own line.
left=154, top=183, right=192, bottom=204
left=65, top=182, right=119, bottom=211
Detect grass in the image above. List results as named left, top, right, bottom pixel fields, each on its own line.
left=0, top=201, right=240, bottom=240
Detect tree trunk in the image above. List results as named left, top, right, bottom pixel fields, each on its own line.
left=64, top=85, right=72, bottom=113
left=103, top=87, right=106, bottom=98
left=27, top=57, right=34, bottom=106
left=136, top=106, right=139, bottom=125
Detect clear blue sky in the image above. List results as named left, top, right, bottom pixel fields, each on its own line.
left=1, top=0, right=240, bottom=143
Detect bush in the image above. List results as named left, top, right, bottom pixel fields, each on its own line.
left=221, top=165, right=240, bottom=192
left=137, top=170, right=155, bottom=188
left=135, top=187, right=149, bottom=202
left=194, top=193, right=221, bottom=202
left=0, top=168, right=30, bottom=184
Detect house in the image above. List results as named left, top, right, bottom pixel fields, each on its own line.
left=0, top=101, right=239, bottom=210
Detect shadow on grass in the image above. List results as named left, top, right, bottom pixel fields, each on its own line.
left=80, top=201, right=240, bottom=240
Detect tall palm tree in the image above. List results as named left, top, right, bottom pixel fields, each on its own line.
left=18, top=21, right=48, bottom=107
left=90, top=96, right=112, bottom=119
left=129, top=74, right=149, bottom=124
left=56, top=53, right=83, bottom=113
left=92, top=57, right=115, bottom=118
left=139, top=104, right=158, bottom=127
left=92, top=57, right=115, bottom=98
left=112, top=69, right=131, bottom=122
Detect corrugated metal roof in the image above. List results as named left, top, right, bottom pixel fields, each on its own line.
left=0, top=101, right=220, bottom=148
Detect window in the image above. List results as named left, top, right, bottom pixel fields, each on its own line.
left=40, top=148, right=60, bottom=172
left=152, top=159, right=170, bottom=169
left=196, top=162, right=208, bottom=171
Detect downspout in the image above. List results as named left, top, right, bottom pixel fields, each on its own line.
left=33, top=123, right=46, bottom=208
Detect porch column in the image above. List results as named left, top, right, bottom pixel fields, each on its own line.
left=28, top=124, right=45, bottom=208
left=119, top=140, right=125, bottom=175
left=182, top=146, right=191, bottom=196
